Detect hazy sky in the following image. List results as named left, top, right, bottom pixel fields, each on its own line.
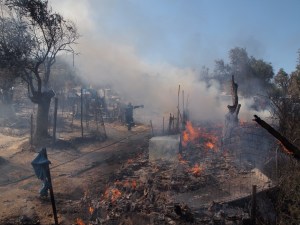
left=50, top=0, right=300, bottom=74
left=47, top=0, right=300, bottom=122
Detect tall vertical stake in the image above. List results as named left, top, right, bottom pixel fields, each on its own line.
left=30, top=114, right=33, bottom=146
left=182, top=90, right=184, bottom=113
left=251, top=185, right=257, bottom=225
left=176, top=84, right=180, bottom=133
left=81, top=88, right=83, bottom=138
left=182, top=90, right=185, bottom=129
left=162, top=117, right=165, bottom=135
left=150, top=120, right=154, bottom=136
left=52, top=98, right=58, bottom=145
left=45, top=149, right=58, bottom=225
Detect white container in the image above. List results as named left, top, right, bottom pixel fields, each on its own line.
left=149, top=135, right=180, bottom=162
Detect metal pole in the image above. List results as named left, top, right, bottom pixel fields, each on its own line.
left=81, top=88, right=83, bottom=138
left=176, top=85, right=180, bottom=132
left=182, top=90, right=184, bottom=129
left=52, top=98, right=58, bottom=145
left=30, top=114, right=33, bottom=146
left=45, top=149, right=59, bottom=225
left=276, top=146, right=278, bottom=184
left=251, top=185, right=257, bottom=225
left=150, top=120, right=154, bottom=136
left=163, top=117, right=164, bottom=135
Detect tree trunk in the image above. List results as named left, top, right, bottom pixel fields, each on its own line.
left=253, top=115, right=300, bottom=160
left=33, top=90, right=55, bottom=142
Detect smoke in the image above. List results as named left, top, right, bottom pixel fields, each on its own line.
left=47, top=0, right=228, bottom=125
left=76, top=35, right=226, bottom=124
left=49, top=0, right=270, bottom=126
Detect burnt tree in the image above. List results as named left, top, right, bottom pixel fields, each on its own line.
left=227, top=75, right=241, bottom=121
left=253, top=115, right=300, bottom=160
left=223, top=75, right=241, bottom=140
left=2, top=0, right=79, bottom=141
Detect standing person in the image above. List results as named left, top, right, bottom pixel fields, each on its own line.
left=125, top=102, right=143, bottom=130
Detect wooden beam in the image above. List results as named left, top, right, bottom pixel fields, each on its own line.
left=253, top=115, right=300, bottom=160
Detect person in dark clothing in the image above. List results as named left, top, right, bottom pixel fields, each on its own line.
left=125, top=102, right=143, bottom=130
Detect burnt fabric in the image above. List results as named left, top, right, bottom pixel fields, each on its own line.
left=31, top=148, right=51, bottom=197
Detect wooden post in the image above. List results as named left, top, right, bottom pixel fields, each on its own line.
left=30, top=114, right=33, bottom=146
left=81, top=88, right=83, bottom=138
left=44, top=149, right=59, bottom=225
left=182, top=90, right=184, bottom=114
left=52, top=98, right=58, bottom=145
left=182, top=90, right=185, bottom=129
left=162, top=117, right=165, bottom=135
left=176, top=85, right=180, bottom=133
left=251, top=185, right=257, bottom=225
left=150, top=120, right=154, bottom=136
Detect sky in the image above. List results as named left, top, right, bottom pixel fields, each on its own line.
left=50, top=0, right=300, bottom=74
left=48, top=0, right=300, bottom=123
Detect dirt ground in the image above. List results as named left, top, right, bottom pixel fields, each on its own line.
left=0, top=122, right=150, bottom=225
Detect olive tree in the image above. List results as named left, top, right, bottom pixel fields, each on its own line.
left=1, top=0, right=79, bottom=141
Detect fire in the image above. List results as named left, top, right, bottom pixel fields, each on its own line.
left=205, top=142, right=214, bottom=149
left=182, top=121, right=199, bottom=146
left=188, top=164, right=204, bottom=176
left=182, top=121, right=218, bottom=151
left=104, top=187, right=122, bottom=203
left=89, top=206, right=94, bottom=215
left=114, top=179, right=138, bottom=189
left=111, top=188, right=122, bottom=202
left=76, top=218, right=85, bottom=225
left=278, top=141, right=293, bottom=155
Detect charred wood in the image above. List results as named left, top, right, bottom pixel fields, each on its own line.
left=253, top=115, right=300, bottom=160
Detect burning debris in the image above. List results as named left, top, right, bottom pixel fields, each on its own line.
left=76, top=121, right=272, bottom=225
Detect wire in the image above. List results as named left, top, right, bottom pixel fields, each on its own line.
left=0, top=130, right=149, bottom=187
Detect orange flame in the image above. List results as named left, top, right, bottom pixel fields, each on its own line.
left=188, top=164, right=204, bottom=176
left=89, top=206, right=94, bottom=215
left=182, top=121, right=218, bottom=151
left=111, top=188, right=122, bottom=202
left=278, top=141, right=293, bottom=155
left=182, top=121, right=199, bottom=146
left=114, top=179, right=138, bottom=190
left=205, top=142, right=214, bottom=149
left=76, top=218, right=85, bottom=225
left=103, top=187, right=122, bottom=203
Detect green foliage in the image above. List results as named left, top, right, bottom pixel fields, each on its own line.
left=274, top=68, right=289, bottom=94
left=289, top=71, right=300, bottom=98
left=214, top=47, right=274, bottom=96
left=2, top=0, right=79, bottom=95
left=0, top=16, right=33, bottom=73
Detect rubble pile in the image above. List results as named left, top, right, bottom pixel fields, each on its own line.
left=78, top=122, right=272, bottom=224
left=79, top=155, right=251, bottom=224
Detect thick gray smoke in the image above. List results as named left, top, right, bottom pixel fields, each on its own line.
left=49, top=0, right=269, bottom=126
left=76, top=36, right=227, bottom=124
